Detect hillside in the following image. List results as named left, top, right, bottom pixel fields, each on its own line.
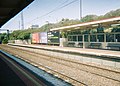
left=0, top=8, right=120, bottom=43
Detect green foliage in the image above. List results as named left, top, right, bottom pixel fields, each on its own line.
left=0, top=33, right=8, bottom=44
left=81, top=15, right=98, bottom=22
left=60, top=32, right=68, bottom=38
left=9, top=30, right=22, bottom=40
left=9, top=24, right=50, bottom=40
left=8, top=8, right=120, bottom=40
left=104, top=9, right=120, bottom=18
left=2, top=38, right=8, bottom=44
left=17, top=32, right=30, bottom=40
left=81, top=9, right=120, bottom=22
left=0, top=34, right=5, bottom=41
left=58, top=18, right=81, bottom=27
left=111, top=27, right=120, bottom=32
left=97, top=27, right=104, bottom=33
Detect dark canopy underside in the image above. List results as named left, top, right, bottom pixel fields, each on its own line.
left=0, top=0, right=34, bottom=28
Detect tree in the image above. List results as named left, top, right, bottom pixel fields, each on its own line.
left=0, top=33, right=8, bottom=44
left=81, top=15, right=98, bottom=22
left=104, top=9, right=120, bottom=18
left=17, top=32, right=30, bottom=40
left=8, top=8, right=120, bottom=41
left=2, top=38, right=8, bottom=44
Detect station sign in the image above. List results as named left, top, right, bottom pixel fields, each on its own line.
left=47, top=31, right=60, bottom=44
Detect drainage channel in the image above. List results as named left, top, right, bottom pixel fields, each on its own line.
left=0, top=50, right=72, bottom=86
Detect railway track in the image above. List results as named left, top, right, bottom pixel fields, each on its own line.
left=0, top=48, right=74, bottom=86
left=0, top=45, right=86, bottom=86
left=0, top=45, right=120, bottom=86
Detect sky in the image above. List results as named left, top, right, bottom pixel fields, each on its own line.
left=1, top=0, right=120, bottom=32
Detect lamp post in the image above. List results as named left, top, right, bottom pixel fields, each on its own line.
left=46, top=21, right=50, bottom=31
left=79, top=0, right=82, bottom=20
left=21, top=11, right=24, bottom=30
left=7, top=30, right=9, bottom=40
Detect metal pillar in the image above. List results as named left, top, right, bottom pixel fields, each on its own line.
left=7, top=30, right=9, bottom=40
left=83, top=34, right=85, bottom=49
left=21, top=12, right=24, bottom=30
left=79, top=0, right=82, bottom=20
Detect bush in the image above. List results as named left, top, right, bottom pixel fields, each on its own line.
left=2, top=38, right=8, bottom=44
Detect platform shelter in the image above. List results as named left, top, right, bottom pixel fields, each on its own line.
left=50, top=17, right=120, bottom=50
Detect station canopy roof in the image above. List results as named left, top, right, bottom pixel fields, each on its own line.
left=50, top=16, right=120, bottom=31
left=0, top=0, right=34, bottom=28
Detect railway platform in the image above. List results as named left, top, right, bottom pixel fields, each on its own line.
left=8, top=43, right=120, bottom=68
left=9, top=43, right=120, bottom=58
left=1, top=44, right=120, bottom=86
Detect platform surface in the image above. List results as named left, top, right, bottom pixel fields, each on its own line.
left=9, top=44, right=120, bottom=58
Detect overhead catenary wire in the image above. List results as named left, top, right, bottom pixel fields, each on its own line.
left=25, top=0, right=77, bottom=25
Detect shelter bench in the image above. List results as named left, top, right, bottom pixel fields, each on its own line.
left=89, top=43, right=101, bottom=48
left=67, top=42, right=75, bottom=47
left=106, top=43, right=120, bottom=50
left=77, top=42, right=83, bottom=47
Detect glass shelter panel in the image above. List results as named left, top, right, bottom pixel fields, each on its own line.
left=115, top=34, right=120, bottom=42
left=84, top=35, right=88, bottom=42
left=73, top=36, right=77, bottom=41
left=78, top=35, right=83, bottom=42
left=90, top=35, right=97, bottom=42
left=97, top=34, right=104, bottom=42
left=106, top=34, right=115, bottom=42
left=68, top=36, right=73, bottom=41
